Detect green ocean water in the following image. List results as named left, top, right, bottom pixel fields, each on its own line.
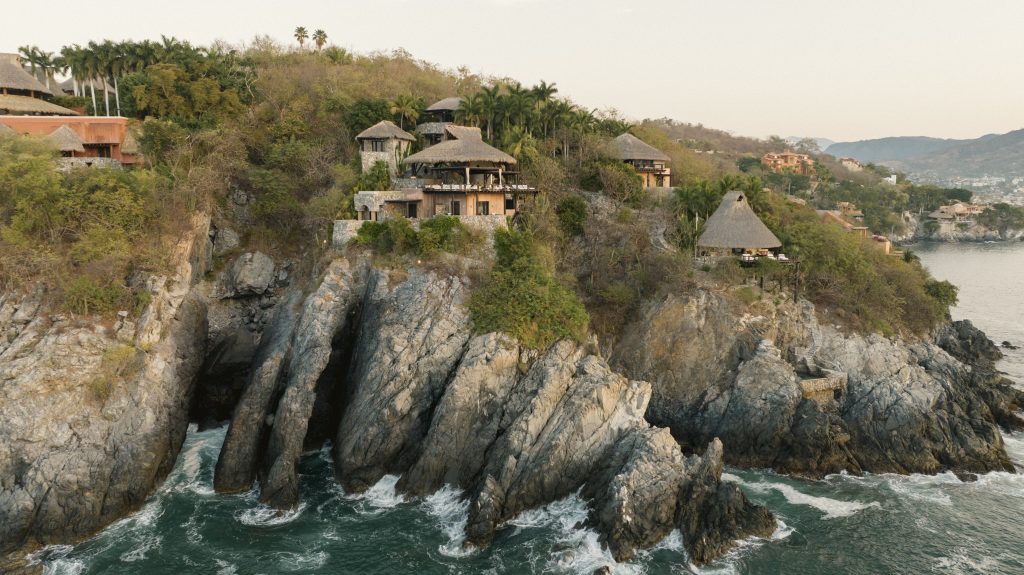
left=33, top=242, right=1024, bottom=575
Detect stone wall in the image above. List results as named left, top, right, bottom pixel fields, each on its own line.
left=332, top=220, right=366, bottom=249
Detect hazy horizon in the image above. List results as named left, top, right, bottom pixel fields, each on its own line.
left=6, top=0, right=1024, bottom=143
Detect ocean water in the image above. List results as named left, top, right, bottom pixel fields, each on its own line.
left=33, top=242, right=1024, bottom=575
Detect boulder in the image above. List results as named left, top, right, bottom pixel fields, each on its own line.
left=226, top=252, right=275, bottom=297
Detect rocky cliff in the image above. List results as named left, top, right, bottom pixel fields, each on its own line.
left=0, top=215, right=211, bottom=561
left=613, top=289, right=1024, bottom=478
left=212, top=260, right=774, bottom=565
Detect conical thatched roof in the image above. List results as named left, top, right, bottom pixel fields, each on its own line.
left=697, top=191, right=781, bottom=250
left=356, top=120, right=415, bottom=141
left=0, top=94, right=76, bottom=115
left=610, top=133, right=669, bottom=162
left=426, top=96, right=462, bottom=112
left=0, top=53, right=52, bottom=95
left=404, top=132, right=516, bottom=165
left=45, top=125, right=85, bottom=152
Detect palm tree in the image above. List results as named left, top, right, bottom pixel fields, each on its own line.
left=477, top=85, right=501, bottom=141
left=59, top=46, right=81, bottom=96
left=102, top=41, right=128, bottom=116
left=457, top=94, right=483, bottom=127
left=88, top=41, right=112, bottom=116
left=530, top=81, right=559, bottom=136
left=312, top=29, right=328, bottom=52
left=18, top=46, right=45, bottom=88
left=388, top=94, right=420, bottom=129
left=80, top=45, right=101, bottom=115
left=294, top=27, right=308, bottom=50
left=36, top=50, right=56, bottom=92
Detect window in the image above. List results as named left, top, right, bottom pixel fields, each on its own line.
left=370, top=140, right=386, bottom=152
left=505, top=197, right=515, bottom=210
left=477, top=201, right=489, bottom=215
left=451, top=200, right=461, bottom=216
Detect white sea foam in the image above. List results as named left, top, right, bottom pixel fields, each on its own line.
left=421, top=484, right=472, bottom=557
left=214, top=559, right=238, bottom=575
left=1002, top=432, right=1024, bottom=465
left=42, top=559, right=86, bottom=575
left=650, top=528, right=684, bottom=552
left=118, top=534, right=162, bottom=562
left=881, top=472, right=957, bottom=506
left=235, top=502, right=307, bottom=526
left=277, top=550, right=329, bottom=571
left=346, top=474, right=405, bottom=514
left=935, top=549, right=1002, bottom=575
left=726, top=474, right=879, bottom=519
left=771, top=518, right=795, bottom=541
left=505, top=492, right=643, bottom=575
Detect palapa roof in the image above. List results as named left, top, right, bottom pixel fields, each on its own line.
left=45, top=125, right=86, bottom=152
left=610, top=133, right=669, bottom=162
left=426, top=96, right=462, bottom=112
left=697, top=191, right=782, bottom=249
left=444, top=125, right=483, bottom=141
left=355, top=120, right=415, bottom=141
left=0, top=94, right=77, bottom=115
left=404, top=126, right=515, bottom=165
left=0, top=53, right=52, bottom=95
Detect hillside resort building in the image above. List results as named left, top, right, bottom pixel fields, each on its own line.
left=0, top=52, right=140, bottom=168
left=761, top=151, right=815, bottom=175
left=610, top=133, right=672, bottom=189
left=353, top=111, right=536, bottom=221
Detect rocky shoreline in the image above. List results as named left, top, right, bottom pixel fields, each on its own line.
left=2, top=233, right=1022, bottom=572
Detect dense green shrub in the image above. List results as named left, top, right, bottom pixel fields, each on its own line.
left=352, top=215, right=469, bottom=258
left=469, top=228, right=589, bottom=349
left=555, top=195, right=588, bottom=236
left=63, top=276, right=128, bottom=315
left=418, top=215, right=471, bottom=256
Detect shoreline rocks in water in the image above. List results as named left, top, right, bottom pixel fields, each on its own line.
left=613, top=290, right=1023, bottom=478
left=4, top=241, right=1020, bottom=569
left=213, top=262, right=774, bottom=565
left=0, top=215, right=212, bottom=562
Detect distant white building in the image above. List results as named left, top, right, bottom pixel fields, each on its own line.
left=882, top=174, right=898, bottom=185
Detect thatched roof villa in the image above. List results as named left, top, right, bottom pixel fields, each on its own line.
left=0, top=53, right=77, bottom=116
left=355, top=120, right=414, bottom=176
left=697, top=191, right=781, bottom=254
left=353, top=124, right=534, bottom=221
left=610, top=133, right=672, bottom=188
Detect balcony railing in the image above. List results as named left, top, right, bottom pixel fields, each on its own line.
left=422, top=184, right=536, bottom=193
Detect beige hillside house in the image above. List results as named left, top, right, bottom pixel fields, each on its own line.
left=353, top=125, right=536, bottom=221
left=355, top=120, right=415, bottom=177
left=610, top=133, right=672, bottom=188
left=697, top=191, right=782, bottom=256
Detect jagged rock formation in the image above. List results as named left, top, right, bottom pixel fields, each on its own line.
left=614, top=289, right=1023, bottom=477
left=211, top=262, right=772, bottom=565
left=0, top=215, right=211, bottom=558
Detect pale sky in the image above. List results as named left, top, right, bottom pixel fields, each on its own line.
left=6, top=0, right=1024, bottom=142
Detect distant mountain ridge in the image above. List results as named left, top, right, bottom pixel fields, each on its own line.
left=825, top=136, right=968, bottom=163
left=825, top=129, right=1024, bottom=189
